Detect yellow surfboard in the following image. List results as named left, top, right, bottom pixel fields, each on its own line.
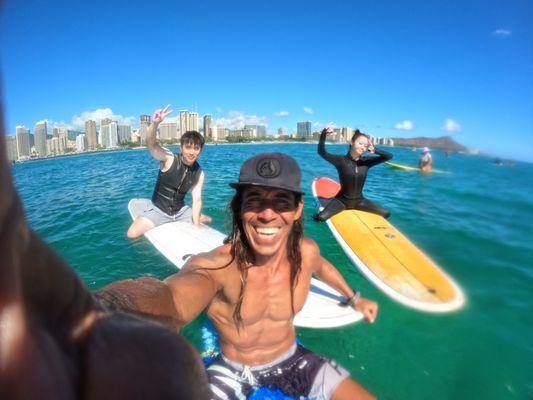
left=386, top=161, right=449, bottom=174
left=313, top=177, right=465, bottom=312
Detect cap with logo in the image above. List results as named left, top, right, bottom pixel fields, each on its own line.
left=229, top=152, right=304, bottom=194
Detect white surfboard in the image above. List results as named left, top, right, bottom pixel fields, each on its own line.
left=129, top=198, right=363, bottom=328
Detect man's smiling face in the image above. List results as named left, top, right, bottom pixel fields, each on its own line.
left=240, top=186, right=303, bottom=260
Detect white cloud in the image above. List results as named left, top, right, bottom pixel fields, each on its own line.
left=274, top=110, right=289, bottom=117
left=215, top=106, right=223, bottom=113
left=303, top=107, right=314, bottom=115
left=441, top=118, right=461, bottom=133
left=493, top=28, right=511, bottom=38
left=214, top=110, right=268, bottom=129
left=70, top=108, right=138, bottom=130
left=394, top=120, right=415, bottom=130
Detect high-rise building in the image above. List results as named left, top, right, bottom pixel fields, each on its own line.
left=228, top=128, right=254, bottom=139
left=211, top=126, right=229, bottom=141
left=341, top=127, right=353, bottom=143
left=297, top=121, right=312, bottom=139
left=52, top=128, right=59, bottom=137
left=47, top=137, right=61, bottom=155
left=58, top=127, right=69, bottom=151
left=85, top=120, right=97, bottom=149
left=118, top=125, right=132, bottom=143
left=203, top=115, right=212, bottom=138
left=210, top=126, right=219, bottom=141
left=188, top=112, right=199, bottom=132
left=179, top=110, right=189, bottom=136
left=159, top=122, right=178, bottom=140
left=5, top=136, right=18, bottom=162
left=34, top=121, right=48, bottom=157
left=99, top=125, right=109, bottom=147
left=109, top=122, right=119, bottom=147
left=245, top=124, right=266, bottom=138
left=278, top=127, right=286, bottom=136
left=16, top=126, right=31, bottom=159
left=139, top=115, right=151, bottom=144
left=76, top=134, right=86, bottom=152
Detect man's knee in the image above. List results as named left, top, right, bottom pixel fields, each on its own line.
left=126, top=225, right=142, bottom=239
left=127, top=220, right=152, bottom=239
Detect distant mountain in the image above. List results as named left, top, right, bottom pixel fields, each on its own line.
left=391, top=136, right=467, bottom=152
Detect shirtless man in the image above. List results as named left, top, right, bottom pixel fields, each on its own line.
left=100, top=152, right=379, bottom=399
left=418, top=147, right=433, bottom=173
left=127, top=104, right=209, bottom=238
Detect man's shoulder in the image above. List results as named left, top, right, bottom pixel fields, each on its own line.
left=183, top=244, right=234, bottom=273
left=301, top=237, right=320, bottom=256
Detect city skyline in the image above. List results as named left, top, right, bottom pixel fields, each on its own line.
left=2, top=0, right=532, bottom=161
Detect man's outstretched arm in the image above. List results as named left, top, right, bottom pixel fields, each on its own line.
left=94, top=254, right=219, bottom=331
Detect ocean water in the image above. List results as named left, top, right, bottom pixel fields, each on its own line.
left=11, top=144, right=533, bottom=399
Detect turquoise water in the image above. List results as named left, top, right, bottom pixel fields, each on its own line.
left=12, top=144, right=533, bottom=399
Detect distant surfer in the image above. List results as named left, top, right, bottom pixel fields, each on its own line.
left=418, top=147, right=433, bottom=173
left=313, top=126, right=392, bottom=221
left=127, top=104, right=210, bottom=239
left=99, top=152, right=379, bottom=400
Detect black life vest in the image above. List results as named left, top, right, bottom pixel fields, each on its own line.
left=151, top=153, right=202, bottom=215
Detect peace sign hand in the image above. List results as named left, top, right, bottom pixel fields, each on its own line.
left=152, top=104, right=174, bottom=125
left=322, top=125, right=336, bottom=136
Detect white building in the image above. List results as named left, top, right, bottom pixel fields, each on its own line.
left=108, top=122, right=119, bottom=148
left=179, top=110, right=189, bottom=136
left=76, top=134, right=86, bottom=152
left=188, top=112, right=199, bottom=132
left=34, top=121, right=48, bottom=157
left=5, top=136, right=18, bottom=162
left=99, top=124, right=109, bottom=147
left=159, top=122, right=178, bottom=140
left=16, top=126, right=31, bottom=159
left=118, top=125, right=131, bottom=143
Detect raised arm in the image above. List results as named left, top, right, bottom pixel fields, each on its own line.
left=364, top=142, right=393, bottom=168
left=190, top=171, right=205, bottom=226
left=307, top=239, right=378, bottom=322
left=318, top=126, right=343, bottom=165
left=146, top=105, right=174, bottom=166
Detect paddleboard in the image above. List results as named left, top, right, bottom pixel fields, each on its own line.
left=129, top=198, right=363, bottom=328
left=312, top=178, right=465, bottom=313
left=385, top=161, right=448, bottom=174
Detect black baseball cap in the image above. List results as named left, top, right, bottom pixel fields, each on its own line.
left=229, top=152, right=304, bottom=194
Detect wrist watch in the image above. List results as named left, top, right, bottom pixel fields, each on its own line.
left=342, top=290, right=360, bottom=307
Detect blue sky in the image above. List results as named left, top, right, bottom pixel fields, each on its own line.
left=2, top=0, right=532, bottom=161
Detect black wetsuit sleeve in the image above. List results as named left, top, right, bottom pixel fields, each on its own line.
left=365, top=148, right=393, bottom=168
left=318, top=131, right=343, bottom=166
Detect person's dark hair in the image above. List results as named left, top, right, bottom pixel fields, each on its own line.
left=223, top=187, right=304, bottom=330
left=180, top=131, right=205, bottom=148
left=351, top=129, right=370, bottom=143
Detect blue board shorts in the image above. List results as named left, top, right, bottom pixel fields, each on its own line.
left=139, top=201, right=193, bottom=227
left=207, top=343, right=350, bottom=400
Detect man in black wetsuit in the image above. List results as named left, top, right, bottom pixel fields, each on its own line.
left=127, top=104, right=210, bottom=239
left=314, top=126, right=392, bottom=221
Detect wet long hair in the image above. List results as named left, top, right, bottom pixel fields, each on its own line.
left=223, top=187, right=304, bottom=330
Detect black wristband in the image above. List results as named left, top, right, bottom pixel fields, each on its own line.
left=341, top=290, right=360, bottom=307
